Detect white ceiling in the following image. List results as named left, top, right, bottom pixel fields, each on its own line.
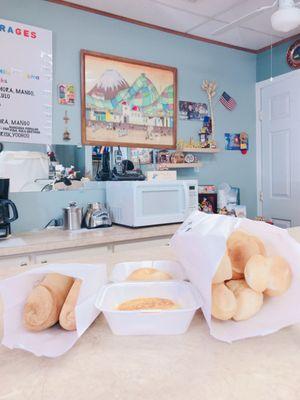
left=64, top=0, right=300, bottom=51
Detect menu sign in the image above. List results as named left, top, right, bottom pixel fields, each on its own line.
left=0, top=19, right=52, bottom=144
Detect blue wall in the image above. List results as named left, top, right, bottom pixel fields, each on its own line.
left=256, top=37, right=300, bottom=82
left=2, top=0, right=257, bottom=232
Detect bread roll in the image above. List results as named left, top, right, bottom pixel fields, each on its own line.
left=264, top=256, right=292, bottom=296
left=233, top=287, right=263, bottom=321
left=244, top=254, right=271, bottom=292
left=251, top=236, right=266, bottom=257
left=227, top=230, right=263, bottom=273
left=127, top=268, right=172, bottom=281
left=117, top=297, right=179, bottom=311
left=23, top=273, right=74, bottom=331
left=226, top=279, right=248, bottom=294
left=212, top=253, right=232, bottom=284
left=231, top=269, right=244, bottom=280
left=59, top=279, right=82, bottom=331
left=226, top=279, right=263, bottom=321
left=211, top=283, right=237, bottom=320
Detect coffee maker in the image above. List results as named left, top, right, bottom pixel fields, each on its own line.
left=0, top=179, right=18, bottom=238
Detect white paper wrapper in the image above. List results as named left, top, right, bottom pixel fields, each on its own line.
left=0, top=263, right=107, bottom=357
left=170, top=211, right=300, bottom=342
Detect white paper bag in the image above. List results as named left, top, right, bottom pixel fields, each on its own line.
left=170, top=211, right=300, bottom=342
left=0, top=263, right=107, bottom=357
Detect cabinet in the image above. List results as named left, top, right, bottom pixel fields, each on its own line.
left=33, top=245, right=111, bottom=265
left=0, top=255, right=32, bottom=279
left=113, top=237, right=171, bottom=253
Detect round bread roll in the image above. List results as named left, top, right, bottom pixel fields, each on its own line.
left=231, top=269, right=244, bottom=280
left=211, top=283, right=237, bottom=320
left=226, top=279, right=263, bottom=321
left=251, top=236, right=266, bottom=257
left=227, top=231, right=263, bottom=273
left=233, top=287, right=263, bottom=321
left=117, top=297, right=179, bottom=311
left=127, top=268, right=173, bottom=281
left=226, top=279, right=248, bottom=294
left=212, top=252, right=232, bottom=284
left=264, top=256, right=292, bottom=296
left=244, top=254, right=271, bottom=292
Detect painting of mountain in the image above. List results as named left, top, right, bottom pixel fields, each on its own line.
left=87, top=69, right=129, bottom=100
left=81, top=51, right=177, bottom=149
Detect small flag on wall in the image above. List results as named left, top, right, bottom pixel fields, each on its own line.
left=219, top=91, right=237, bottom=111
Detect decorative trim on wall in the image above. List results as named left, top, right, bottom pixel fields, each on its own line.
left=46, top=0, right=300, bottom=56
left=46, top=0, right=257, bottom=54
left=256, top=33, right=300, bottom=54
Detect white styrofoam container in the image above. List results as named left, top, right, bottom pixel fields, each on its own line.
left=110, top=260, right=186, bottom=282
left=95, top=281, right=202, bottom=335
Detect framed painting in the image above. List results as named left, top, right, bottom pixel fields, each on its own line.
left=81, top=50, right=177, bottom=149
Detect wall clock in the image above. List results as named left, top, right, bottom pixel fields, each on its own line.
left=287, top=40, right=300, bottom=69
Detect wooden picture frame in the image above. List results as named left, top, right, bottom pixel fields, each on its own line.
left=81, top=50, right=177, bottom=149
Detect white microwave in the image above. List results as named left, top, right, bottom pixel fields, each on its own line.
left=106, top=180, right=198, bottom=227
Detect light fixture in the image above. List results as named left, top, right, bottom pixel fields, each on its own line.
left=271, top=0, right=300, bottom=32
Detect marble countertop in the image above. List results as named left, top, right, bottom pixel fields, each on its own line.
left=0, top=224, right=179, bottom=258
left=1, top=245, right=300, bottom=400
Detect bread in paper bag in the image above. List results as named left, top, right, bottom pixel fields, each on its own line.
left=170, top=211, right=300, bottom=342
left=23, top=273, right=74, bottom=331
left=0, top=263, right=107, bottom=357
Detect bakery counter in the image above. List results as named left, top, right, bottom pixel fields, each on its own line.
left=0, top=224, right=180, bottom=269
left=1, top=245, right=300, bottom=400
left=0, top=224, right=180, bottom=257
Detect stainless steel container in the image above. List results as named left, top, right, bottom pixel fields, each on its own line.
left=84, top=202, right=112, bottom=229
left=63, top=201, right=83, bottom=230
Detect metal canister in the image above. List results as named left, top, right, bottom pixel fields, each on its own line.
left=63, top=201, right=83, bottom=230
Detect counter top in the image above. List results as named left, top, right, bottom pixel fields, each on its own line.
left=1, top=245, right=300, bottom=400
left=0, top=224, right=180, bottom=258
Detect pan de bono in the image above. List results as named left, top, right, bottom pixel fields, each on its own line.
left=264, top=256, right=292, bottom=296
left=212, top=252, right=232, bottom=284
left=231, top=269, right=244, bottom=280
left=227, top=231, right=264, bottom=273
left=244, top=254, right=271, bottom=292
left=117, top=297, right=179, bottom=311
left=226, top=279, right=263, bottom=321
left=127, top=268, right=173, bottom=281
left=211, top=283, right=237, bottom=320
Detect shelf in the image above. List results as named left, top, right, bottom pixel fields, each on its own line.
left=178, top=148, right=220, bottom=153
left=159, top=162, right=203, bottom=169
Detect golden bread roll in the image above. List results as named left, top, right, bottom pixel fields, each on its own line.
left=227, top=230, right=263, bottom=273
left=212, top=252, right=232, bottom=284
left=23, top=273, right=74, bottom=331
left=59, top=279, right=82, bottom=331
left=232, top=287, right=263, bottom=321
left=264, top=256, right=292, bottom=296
left=117, top=297, right=179, bottom=311
left=226, top=279, right=263, bottom=321
left=211, top=283, right=237, bottom=320
left=231, top=269, right=244, bottom=280
left=251, top=236, right=266, bottom=256
left=244, top=254, right=271, bottom=292
left=226, top=279, right=248, bottom=294
left=127, top=268, right=172, bottom=281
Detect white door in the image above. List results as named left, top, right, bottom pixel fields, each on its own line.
left=259, top=72, right=300, bottom=228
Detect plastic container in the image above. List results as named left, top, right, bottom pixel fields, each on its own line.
left=95, top=281, right=202, bottom=335
left=110, top=260, right=186, bottom=282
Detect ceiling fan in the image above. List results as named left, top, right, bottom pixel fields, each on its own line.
left=213, top=0, right=300, bottom=35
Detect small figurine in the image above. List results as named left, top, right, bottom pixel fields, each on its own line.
left=63, top=110, right=71, bottom=141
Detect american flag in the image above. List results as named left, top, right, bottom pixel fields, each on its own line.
left=219, top=91, right=237, bottom=111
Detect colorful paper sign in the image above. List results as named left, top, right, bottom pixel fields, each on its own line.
left=0, top=19, right=52, bottom=144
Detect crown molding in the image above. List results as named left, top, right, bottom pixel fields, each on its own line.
left=46, top=0, right=257, bottom=54
left=256, top=32, right=300, bottom=54
left=46, top=0, right=300, bottom=55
